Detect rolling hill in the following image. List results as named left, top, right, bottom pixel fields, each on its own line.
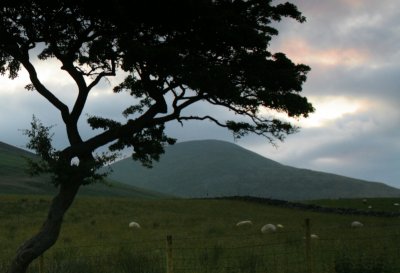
left=108, top=139, right=400, bottom=200
left=0, top=141, right=168, bottom=198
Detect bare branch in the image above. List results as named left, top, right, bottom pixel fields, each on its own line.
left=21, top=60, right=70, bottom=121
left=178, top=115, right=227, bottom=127
left=87, top=60, right=116, bottom=90
left=205, top=97, right=258, bottom=119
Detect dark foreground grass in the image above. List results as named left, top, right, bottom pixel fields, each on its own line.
left=1, top=195, right=400, bottom=273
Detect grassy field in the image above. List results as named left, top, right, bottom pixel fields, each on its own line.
left=1, top=195, right=400, bottom=273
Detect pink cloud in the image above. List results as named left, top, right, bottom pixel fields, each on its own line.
left=275, top=38, right=369, bottom=67
left=339, top=0, right=363, bottom=8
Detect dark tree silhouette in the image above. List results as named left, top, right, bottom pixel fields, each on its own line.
left=0, top=1, right=314, bottom=272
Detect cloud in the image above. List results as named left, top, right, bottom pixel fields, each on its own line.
left=274, top=38, right=370, bottom=68
left=273, top=0, right=400, bottom=65
left=240, top=100, right=400, bottom=187
left=297, top=96, right=367, bottom=128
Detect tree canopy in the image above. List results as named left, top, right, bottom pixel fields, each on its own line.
left=0, top=1, right=313, bottom=272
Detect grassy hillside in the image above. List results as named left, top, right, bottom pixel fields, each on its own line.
left=0, top=141, right=35, bottom=176
left=109, top=139, right=400, bottom=200
left=1, top=195, right=400, bottom=273
left=0, top=141, right=168, bottom=198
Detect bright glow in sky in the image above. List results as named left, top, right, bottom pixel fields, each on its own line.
left=299, top=97, right=363, bottom=128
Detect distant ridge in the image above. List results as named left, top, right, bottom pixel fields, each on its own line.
left=0, top=141, right=168, bottom=198
left=108, top=139, right=400, bottom=201
left=0, top=141, right=33, bottom=155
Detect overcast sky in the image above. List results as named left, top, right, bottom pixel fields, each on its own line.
left=1, top=0, right=399, bottom=188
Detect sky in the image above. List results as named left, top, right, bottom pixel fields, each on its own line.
left=0, top=0, right=399, bottom=188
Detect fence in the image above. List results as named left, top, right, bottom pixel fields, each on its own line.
left=2, top=218, right=400, bottom=273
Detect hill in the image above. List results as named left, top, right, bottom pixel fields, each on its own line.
left=0, top=141, right=168, bottom=198
left=108, top=139, right=400, bottom=200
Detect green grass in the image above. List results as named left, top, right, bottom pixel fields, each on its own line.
left=1, top=196, right=400, bottom=273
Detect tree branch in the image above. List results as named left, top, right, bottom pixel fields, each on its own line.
left=178, top=115, right=227, bottom=127
left=62, top=92, right=203, bottom=158
left=21, top=60, right=70, bottom=122
left=206, top=97, right=258, bottom=119
left=87, top=59, right=116, bottom=90
left=139, top=67, right=168, bottom=114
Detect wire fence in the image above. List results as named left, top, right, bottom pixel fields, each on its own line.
left=2, top=219, right=400, bottom=273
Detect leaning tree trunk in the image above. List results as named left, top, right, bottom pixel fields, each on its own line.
left=7, top=180, right=81, bottom=273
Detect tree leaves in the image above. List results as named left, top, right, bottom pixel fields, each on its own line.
left=22, top=116, right=118, bottom=186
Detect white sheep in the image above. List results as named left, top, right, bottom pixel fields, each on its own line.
left=276, top=224, right=284, bottom=229
left=236, top=220, right=253, bottom=227
left=303, top=234, right=319, bottom=240
left=368, top=205, right=372, bottom=209
left=304, top=234, right=319, bottom=239
left=261, top=224, right=276, bottom=233
left=393, top=203, right=399, bottom=206
left=351, top=221, right=363, bottom=228
left=128, top=221, right=141, bottom=228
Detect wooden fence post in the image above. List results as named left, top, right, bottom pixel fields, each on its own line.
left=166, top=235, right=173, bottom=273
left=305, top=218, right=312, bottom=273
left=38, top=255, right=44, bottom=273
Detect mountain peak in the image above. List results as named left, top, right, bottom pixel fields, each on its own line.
left=109, top=139, right=400, bottom=200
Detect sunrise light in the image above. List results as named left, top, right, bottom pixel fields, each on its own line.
left=298, top=96, right=363, bottom=128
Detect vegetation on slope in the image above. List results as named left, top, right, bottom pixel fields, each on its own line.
left=109, top=140, right=400, bottom=200
left=0, top=141, right=168, bottom=198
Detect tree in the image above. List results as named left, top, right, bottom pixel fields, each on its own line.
left=0, top=1, right=314, bottom=272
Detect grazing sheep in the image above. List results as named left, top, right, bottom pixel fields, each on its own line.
left=236, top=220, right=253, bottom=227
left=368, top=205, right=372, bottom=209
left=303, top=234, right=319, bottom=240
left=129, top=221, right=141, bottom=228
left=351, top=221, right=363, bottom=228
left=393, top=203, right=399, bottom=206
left=261, top=224, right=277, bottom=233
left=276, top=224, right=284, bottom=229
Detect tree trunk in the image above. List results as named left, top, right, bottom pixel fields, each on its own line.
left=7, top=180, right=81, bottom=273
